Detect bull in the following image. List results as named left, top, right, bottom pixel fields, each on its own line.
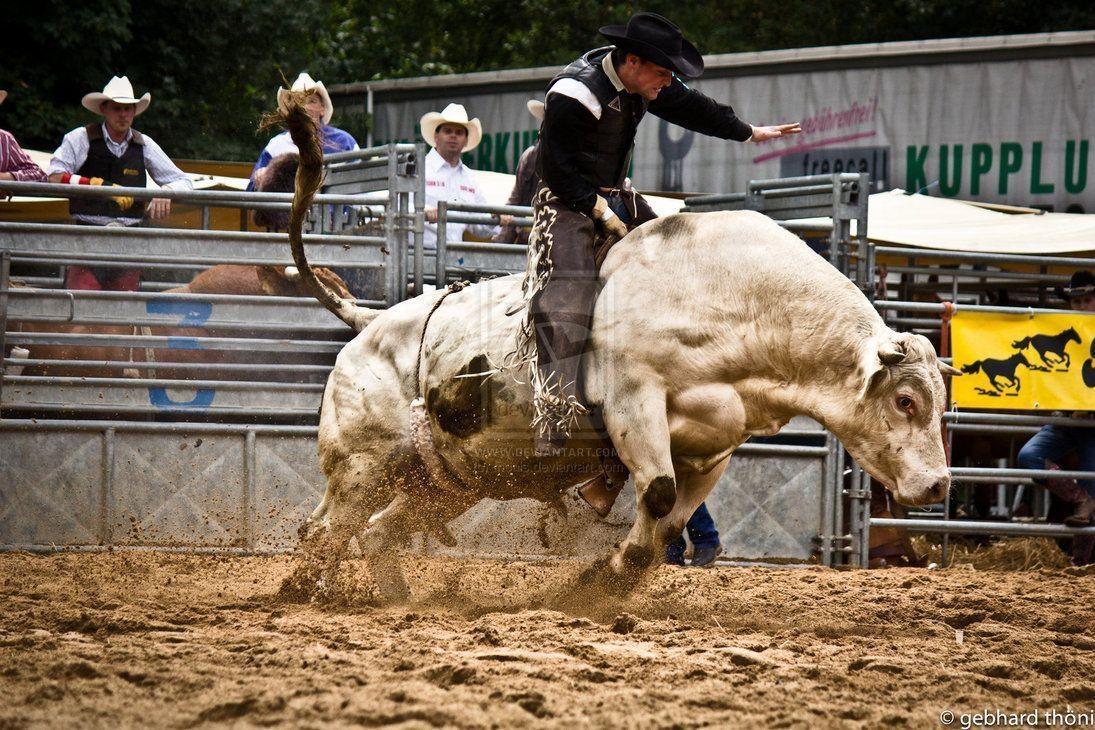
left=276, top=102, right=959, bottom=602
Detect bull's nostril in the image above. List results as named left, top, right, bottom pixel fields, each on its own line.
left=932, top=478, right=949, bottom=502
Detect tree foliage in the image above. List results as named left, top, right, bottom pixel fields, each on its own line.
left=2, top=0, right=1092, bottom=161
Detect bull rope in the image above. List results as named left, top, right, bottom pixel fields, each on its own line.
left=412, top=280, right=469, bottom=398
left=498, top=187, right=589, bottom=441
left=409, top=280, right=475, bottom=496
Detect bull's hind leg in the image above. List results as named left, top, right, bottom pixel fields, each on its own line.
left=356, top=492, right=414, bottom=603
left=281, top=452, right=396, bottom=602
left=355, top=478, right=479, bottom=604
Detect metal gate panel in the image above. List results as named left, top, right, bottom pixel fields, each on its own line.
left=0, top=430, right=102, bottom=545
left=708, top=455, right=824, bottom=560
left=110, top=432, right=245, bottom=547
left=252, top=435, right=325, bottom=551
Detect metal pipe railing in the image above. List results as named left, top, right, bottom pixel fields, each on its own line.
left=872, top=517, right=1095, bottom=538
left=873, top=244, right=1094, bottom=270
left=4, top=358, right=331, bottom=375
left=0, top=417, right=317, bottom=435
left=0, top=179, right=395, bottom=208
left=6, top=330, right=344, bottom=353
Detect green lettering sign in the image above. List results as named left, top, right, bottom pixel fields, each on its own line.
left=939, top=144, right=963, bottom=197
left=1065, top=139, right=1089, bottom=194
left=998, top=142, right=1022, bottom=195
left=905, top=146, right=928, bottom=193
left=1029, top=142, right=1054, bottom=194
left=970, top=143, right=992, bottom=195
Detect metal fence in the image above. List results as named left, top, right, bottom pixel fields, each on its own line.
left=7, top=163, right=1089, bottom=566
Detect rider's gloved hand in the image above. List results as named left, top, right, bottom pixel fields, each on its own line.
left=592, top=195, right=628, bottom=241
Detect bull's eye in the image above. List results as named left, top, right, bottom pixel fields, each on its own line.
left=897, top=395, right=915, bottom=413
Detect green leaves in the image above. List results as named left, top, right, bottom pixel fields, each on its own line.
left=2, top=0, right=1093, bottom=160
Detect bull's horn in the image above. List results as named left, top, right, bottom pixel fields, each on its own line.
left=284, top=265, right=300, bottom=280
left=938, top=360, right=962, bottom=377
left=878, top=340, right=906, bottom=366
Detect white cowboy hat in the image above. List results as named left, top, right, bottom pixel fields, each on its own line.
left=419, top=103, right=482, bottom=152
left=0, top=90, right=7, bottom=106
left=81, top=76, right=151, bottom=116
left=277, top=72, right=333, bottom=125
left=526, top=99, right=545, bottom=121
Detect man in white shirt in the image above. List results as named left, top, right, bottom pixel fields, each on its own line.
left=48, top=76, right=193, bottom=290
left=418, top=103, right=503, bottom=250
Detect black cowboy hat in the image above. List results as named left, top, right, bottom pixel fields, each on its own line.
left=1059, top=269, right=1095, bottom=300
left=599, top=12, right=704, bottom=79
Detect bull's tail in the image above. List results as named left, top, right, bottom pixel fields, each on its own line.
left=960, top=360, right=982, bottom=375
left=273, top=98, right=380, bottom=333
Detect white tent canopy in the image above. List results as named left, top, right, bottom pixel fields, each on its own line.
left=799, top=189, right=1095, bottom=255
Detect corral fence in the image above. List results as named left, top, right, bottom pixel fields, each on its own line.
left=0, top=145, right=424, bottom=552
left=4, top=161, right=1091, bottom=566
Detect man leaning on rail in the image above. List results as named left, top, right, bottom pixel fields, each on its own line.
left=48, top=76, right=192, bottom=291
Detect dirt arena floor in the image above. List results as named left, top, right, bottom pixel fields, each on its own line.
left=1, top=548, right=1093, bottom=729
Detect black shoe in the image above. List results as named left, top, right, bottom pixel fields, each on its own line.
left=690, top=545, right=723, bottom=568
left=665, top=553, right=685, bottom=566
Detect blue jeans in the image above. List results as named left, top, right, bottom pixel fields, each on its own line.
left=666, top=502, right=721, bottom=563
left=1017, top=424, right=1095, bottom=497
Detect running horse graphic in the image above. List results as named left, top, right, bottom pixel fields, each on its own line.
left=961, top=352, right=1032, bottom=396
left=1011, top=327, right=1083, bottom=371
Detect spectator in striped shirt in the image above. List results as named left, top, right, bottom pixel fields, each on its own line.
left=0, top=89, right=48, bottom=185
left=47, top=76, right=192, bottom=291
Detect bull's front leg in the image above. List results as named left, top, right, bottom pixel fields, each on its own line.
left=654, top=460, right=731, bottom=556
left=593, top=384, right=677, bottom=591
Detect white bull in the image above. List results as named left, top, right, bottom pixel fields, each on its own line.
left=276, top=102, right=957, bottom=602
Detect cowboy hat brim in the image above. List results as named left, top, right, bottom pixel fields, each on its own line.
left=420, top=112, right=483, bottom=153
left=81, top=91, right=151, bottom=116
left=599, top=24, right=704, bottom=78
left=277, top=81, right=333, bottom=125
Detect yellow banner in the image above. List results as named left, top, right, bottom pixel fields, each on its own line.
left=951, top=310, right=1095, bottom=411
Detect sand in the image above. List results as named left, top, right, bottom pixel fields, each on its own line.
left=1, top=551, right=1093, bottom=728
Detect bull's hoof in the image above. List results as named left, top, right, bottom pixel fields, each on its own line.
left=576, top=549, right=652, bottom=597
left=366, top=553, right=412, bottom=605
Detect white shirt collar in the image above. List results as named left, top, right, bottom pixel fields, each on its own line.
left=426, top=146, right=464, bottom=173
left=602, top=51, right=625, bottom=93
left=100, top=123, right=133, bottom=146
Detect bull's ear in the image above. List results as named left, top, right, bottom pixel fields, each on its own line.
left=856, top=342, right=891, bottom=400
left=878, top=339, right=907, bottom=366
left=938, top=360, right=962, bottom=377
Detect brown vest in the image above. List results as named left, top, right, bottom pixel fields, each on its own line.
left=71, top=123, right=146, bottom=218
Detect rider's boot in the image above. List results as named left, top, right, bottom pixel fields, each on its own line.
left=576, top=421, right=630, bottom=518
